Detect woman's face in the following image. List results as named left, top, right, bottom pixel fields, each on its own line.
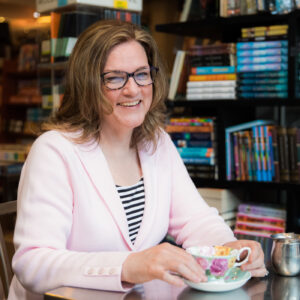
left=101, top=40, right=153, bottom=134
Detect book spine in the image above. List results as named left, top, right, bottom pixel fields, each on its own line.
left=191, top=66, right=235, bottom=75
left=237, top=55, right=288, bottom=64
left=239, top=91, right=288, bottom=98
left=166, top=125, right=212, bottom=133
left=182, top=157, right=215, bottom=165
left=176, top=147, right=214, bottom=158
left=238, top=84, right=288, bottom=92
left=187, top=86, right=236, bottom=93
left=233, top=132, right=241, bottom=180
left=277, top=126, right=290, bottom=182
left=287, top=127, right=299, bottom=182
left=189, top=74, right=237, bottom=81
left=237, top=63, right=288, bottom=72
left=169, top=132, right=213, bottom=141
left=236, top=48, right=288, bottom=57
left=187, top=80, right=237, bottom=87
left=259, top=126, right=269, bottom=181
left=186, top=93, right=236, bottom=100
left=238, top=70, right=288, bottom=78
left=252, top=126, right=262, bottom=181
left=236, top=40, right=288, bottom=49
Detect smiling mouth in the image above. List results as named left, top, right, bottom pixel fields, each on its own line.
left=117, top=100, right=141, bottom=107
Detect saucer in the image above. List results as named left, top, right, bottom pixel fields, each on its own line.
left=184, top=267, right=251, bottom=292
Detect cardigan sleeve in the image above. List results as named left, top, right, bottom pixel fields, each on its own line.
left=162, top=131, right=236, bottom=248
left=12, top=132, right=132, bottom=294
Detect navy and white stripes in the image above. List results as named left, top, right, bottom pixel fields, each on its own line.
left=116, top=178, right=145, bottom=244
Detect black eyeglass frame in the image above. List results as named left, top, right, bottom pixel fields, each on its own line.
left=101, top=66, right=159, bottom=90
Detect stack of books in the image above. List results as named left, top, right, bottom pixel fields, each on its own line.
left=166, top=117, right=218, bottom=179
left=186, top=43, right=237, bottom=100
left=241, top=25, right=288, bottom=39
left=234, top=203, right=286, bottom=262
left=237, top=25, right=288, bottom=99
left=198, top=188, right=242, bottom=230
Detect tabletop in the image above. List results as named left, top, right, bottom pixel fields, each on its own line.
left=44, top=270, right=300, bottom=300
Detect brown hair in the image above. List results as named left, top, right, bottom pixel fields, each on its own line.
left=42, top=19, right=168, bottom=149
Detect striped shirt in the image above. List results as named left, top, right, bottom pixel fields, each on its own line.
left=116, top=178, right=145, bottom=244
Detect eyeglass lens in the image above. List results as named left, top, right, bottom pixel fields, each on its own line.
left=103, top=67, right=157, bottom=90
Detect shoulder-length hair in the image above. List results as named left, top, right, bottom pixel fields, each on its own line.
left=42, top=19, right=168, bottom=150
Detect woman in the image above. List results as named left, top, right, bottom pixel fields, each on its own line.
left=9, top=20, right=266, bottom=299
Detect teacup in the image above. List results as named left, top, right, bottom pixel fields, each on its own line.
left=186, top=245, right=251, bottom=282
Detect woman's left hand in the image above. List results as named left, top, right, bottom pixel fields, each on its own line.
left=223, top=239, right=268, bottom=277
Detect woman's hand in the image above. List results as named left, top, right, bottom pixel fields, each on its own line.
left=224, top=239, right=268, bottom=277
left=121, top=242, right=207, bottom=286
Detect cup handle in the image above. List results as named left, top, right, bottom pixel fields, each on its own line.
left=234, top=247, right=251, bottom=267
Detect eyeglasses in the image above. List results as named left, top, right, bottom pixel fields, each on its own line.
left=101, top=66, right=158, bottom=90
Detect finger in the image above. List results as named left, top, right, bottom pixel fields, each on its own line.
left=162, top=271, right=185, bottom=286
left=177, top=263, right=206, bottom=283
left=241, top=253, right=264, bottom=271
left=250, top=267, right=269, bottom=277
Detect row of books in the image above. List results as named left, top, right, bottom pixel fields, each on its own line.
left=179, top=0, right=300, bottom=20
left=49, top=9, right=141, bottom=62
left=9, top=79, right=42, bottom=105
left=220, top=0, right=299, bottom=17
left=236, top=39, right=288, bottom=99
left=166, top=117, right=218, bottom=179
left=234, top=202, right=286, bottom=263
left=0, top=161, right=23, bottom=176
left=0, top=144, right=30, bottom=163
left=226, top=120, right=300, bottom=183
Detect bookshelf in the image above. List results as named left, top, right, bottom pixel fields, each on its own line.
left=156, top=11, right=300, bottom=232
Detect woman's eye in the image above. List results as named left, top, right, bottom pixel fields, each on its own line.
left=106, top=76, right=124, bottom=83
left=135, top=72, right=149, bottom=80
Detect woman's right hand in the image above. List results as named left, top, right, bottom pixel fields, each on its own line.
left=121, top=242, right=207, bottom=286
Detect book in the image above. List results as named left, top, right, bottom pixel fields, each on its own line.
left=177, top=147, right=214, bottom=158
left=236, top=48, right=288, bottom=57
left=187, top=86, right=236, bottom=94
left=166, top=125, right=213, bottom=133
left=186, top=93, right=236, bottom=100
left=277, top=126, right=290, bottom=182
left=189, top=74, right=237, bottom=81
left=182, top=157, right=215, bottom=165
left=191, top=66, right=235, bottom=75
left=238, top=203, right=287, bottom=219
left=197, top=188, right=242, bottom=213
left=237, top=55, right=288, bottom=64
left=239, top=91, right=288, bottom=98
left=0, top=161, right=23, bottom=175
left=187, top=80, right=237, bottom=87
left=287, top=127, right=299, bottom=182
left=237, top=63, right=288, bottom=72
left=168, top=50, right=186, bottom=100
left=236, top=40, right=288, bottom=50
left=226, top=120, right=273, bottom=181
left=238, top=70, right=288, bottom=78
left=238, top=84, right=287, bottom=92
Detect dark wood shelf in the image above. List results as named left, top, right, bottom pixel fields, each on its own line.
left=166, top=99, right=300, bottom=108
left=156, top=10, right=300, bottom=38
left=192, top=178, right=300, bottom=190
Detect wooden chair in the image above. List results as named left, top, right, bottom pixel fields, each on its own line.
left=0, top=201, right=17, bottom=299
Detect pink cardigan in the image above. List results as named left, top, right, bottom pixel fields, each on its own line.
left=8, top=130, right=235, bottom=299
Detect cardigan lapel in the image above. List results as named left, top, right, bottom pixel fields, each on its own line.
left=133, top=147, right=158, bottom=249
left=73, top=141, right=133, bottom=249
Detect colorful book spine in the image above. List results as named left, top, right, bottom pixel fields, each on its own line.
left=173, top=139, right=213, bottom=148
left=176, top=147, right=214, bottom=158
left=239, top=91, right=288, bottom=98
left=166, top=125, right=213, bottom=133
left=237, top=55, right=288, bottom=64
left=187, top=80, right=237, bottom=87
left=238, top=203, right=286, bottom=219
left=182, top=157, right=215, bottom=165
left=236, top=213, right=285, bottom=228
left=237, top=63, right=288, bottom=72
left=236, top=40, right=288, bottom=50
left=253, top=126, right=262, bottom=181
left=191, top=66, right=235, bottom=75
left=238, top=84, right=287, bottom=92
left=239, top=78, right=288, bottom=85
left=189, top=74, right=237, bottom=81
left=187, top=93, right=236, bottom=100
left=170, top=132, right=213, bottom=141
left=238, top=70, right=288, bottom=78
left=236, top=48, right=288, bottom=57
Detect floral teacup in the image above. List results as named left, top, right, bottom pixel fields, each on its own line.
left=186, top=245, right=251, bottom=282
